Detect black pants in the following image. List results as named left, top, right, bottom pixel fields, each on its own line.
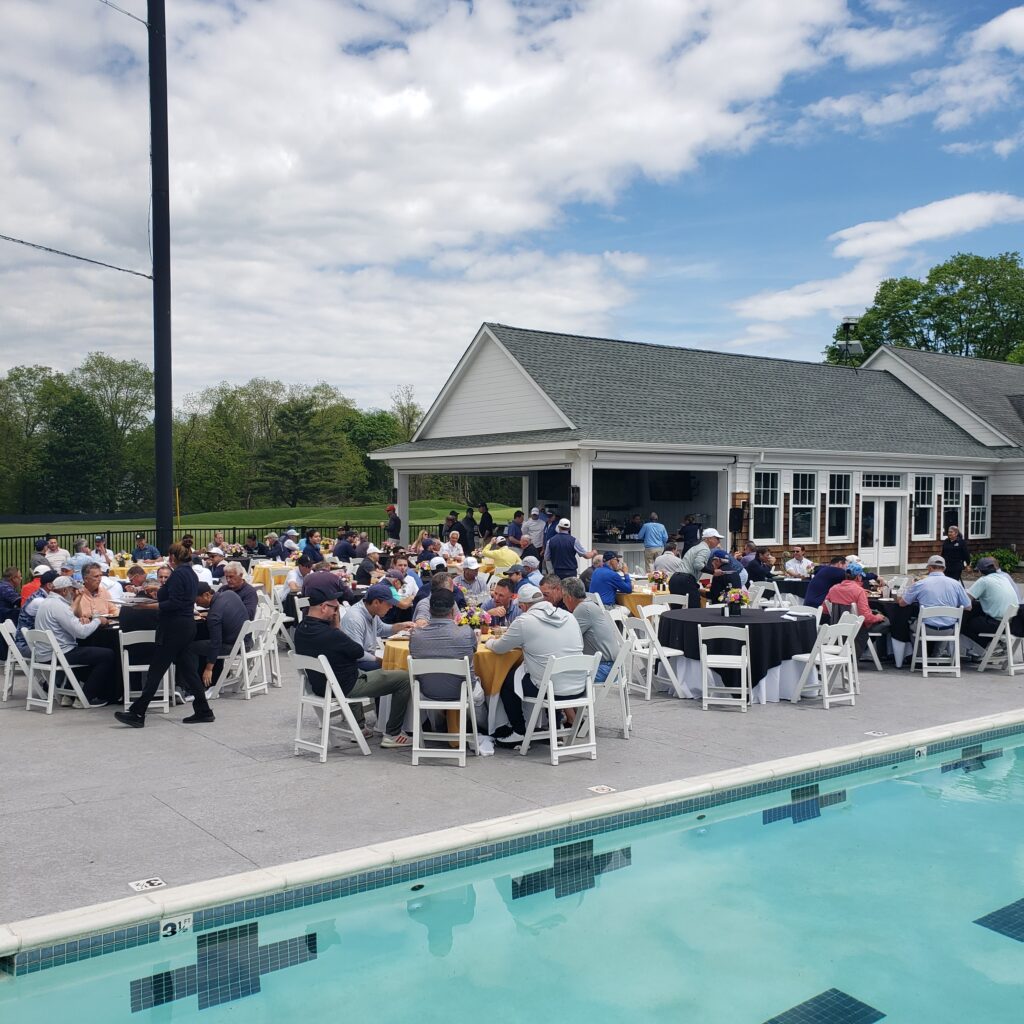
left=130, top=617, right=199, bottom=716
left=183, top=640, right=220, bottom=712
left=963, top=612, right=999, bottom=646
left=670, top=572, right=700, bottom=608
left=498, top=670, right=585, bottom=735
left=65, top=645, right=120, bottom=703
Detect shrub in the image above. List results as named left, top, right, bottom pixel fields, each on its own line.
left=972, top=548, right=1020, bottom=573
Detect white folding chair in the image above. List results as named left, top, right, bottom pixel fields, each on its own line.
left=786, top=604, right=823, bottom=624
left=1, top=620, right=29, bottom=702
left=652, top=594, right=688, bottom=608
left=292, top=596, right=310, bottom=623
left=697, top=624, right=752, bottom=711
left=747, top=581, right=780, bottom=608
left=207, top=621, right=269, bottom=699
left=791, top=621, right=859, bottom=708
left=605, top=605, right=629, bottom=635
left=520, top=652, right=601, bottom=765
left=594, top=635, right=633, bottom=739
left=639, top=604, right=687, bottom=698
left=289, top=652, right=370, bottom=762
left=976, top=606, right=1024, bottom=676
left=910, top=606, right=964, bottom=678
left=255, top=610, right=285, bottom=687
left=623, top=616, right=655, bottom=699
left=23, top=629, right=99, bottom=713
left=407, top=656, right=480, bottom=767
left=118, top=630, right=172, bottom=713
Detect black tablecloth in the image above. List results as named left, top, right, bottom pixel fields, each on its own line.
left=777, top=578, right=810, bottom=599
left=658, top=607, right=818, bottom=685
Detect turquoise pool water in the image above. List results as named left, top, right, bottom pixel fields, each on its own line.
left=4, top=734, right=1024, bottom=1023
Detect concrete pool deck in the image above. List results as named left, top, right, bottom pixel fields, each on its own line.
left=3, top=664, right=1023, bottom=924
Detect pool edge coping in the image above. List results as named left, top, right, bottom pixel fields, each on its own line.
left=4, top=705, right=1024, bottom=958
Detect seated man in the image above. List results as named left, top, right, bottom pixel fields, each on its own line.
left=15, top=571, right=56, bottom=654
left=191, top=556, right=214, bottom=585
left=32, top=577, right=119, bottom=704
left=825, top=566, right=891, bottom=654
left=539, top=573, right=566, bottom=610
left=30, top=538, right=50, bottom=571
left=408, top=588, right=485, bottom=727
left=481, top=578, right=521, bottom=625
left=439, top=530, right=465, bottom=563
left=562, top=577, right=621, bottom=681
left=705, top=545, right=745, bottom=603
left=355, top=545, right=383, bottom=586
left=412, top=570, right=466, bottom=623
left=653, top=542, right=687, bottom=576
left=487, top=584, right=587, bottom=742
left=66, top=538, right=102, bottom=578
left=580, top=554, right=603, bottom=589
left=0, top=566, right=21, bottom=627
left=745, top=548, right=776, bottom=584
left=456, top=557, right=489, bottom=601
left=588, top=551, right=632, bottom=607
left=785, top=546, right=814, bottom=578
left=382, top=566, right=418, bottom=623
left=342, top=582, right=422, bottom=671
left=295, top=578, right=412, bottom=748
left=207, top=548, right=228, bottom=580
left=221, top=561, right=258, bottom=619
left=185, top=582, right=248, bottom=719
left=480, top=535, right=521, bottom=568
left=738, top=540, right=758, bottom=567
left=522, top=556, right=543, bottom=587
left=804, top=557, right=848, bottom=609
left=899, top=555, right=972, bottom=629
left=282, top=529, right=301, bottom=555
left=279, top=554, right=316, bottom=607
left=332, top=530, right=357, bottom=562
left=504, top=564, right=526, bottom=593
left=265, top=532, right=287, bottom=560
left=243, top=533, right=269, bottom=558
left=131, top=533, right=160, bottom=562
left=121, top=564, right=150, bottom=598
left=963, top=556, right=1021, bottom=646
left=74, top=563, right=118, bottom=620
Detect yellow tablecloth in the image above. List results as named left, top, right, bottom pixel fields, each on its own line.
left=109, top=562, right=163, bottom=579
left=109, top=565, right=129, bottom=579
left=616, top=590, right=656, bottom=616
left=382, top=638, right=523, bottom=697
left=251, top=563, right=290, bottom=591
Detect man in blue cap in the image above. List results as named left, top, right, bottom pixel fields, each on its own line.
left=588, top=551, right=633, bottom=606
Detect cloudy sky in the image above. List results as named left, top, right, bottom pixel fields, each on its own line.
left=2, top=0, right=1023, bottom=410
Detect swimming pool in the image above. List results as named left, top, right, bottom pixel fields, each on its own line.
left=3, top=712, right=1024, bottom=1022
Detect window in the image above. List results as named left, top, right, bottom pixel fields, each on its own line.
left=826, top=473, right=853, bottom=541
left=912, top=476, right=935, bottom=539
left=969, top=477, right=989, bottom=538
left=752, top=470, right=780, bottom=542
left=942, top=476, right=963, bottom=532
left=861, top=473, right=902, bottom=489
left=789, top=472, right=817, bottom=543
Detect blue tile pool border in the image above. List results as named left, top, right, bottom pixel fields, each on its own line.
left=4, top=715, right=1024, bottom=979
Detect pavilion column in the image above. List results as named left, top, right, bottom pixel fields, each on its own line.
left=521, top=475, right=531, bottom=515
left=571, top=450, right=594, bottom=550
left=393, top=469, right=409, bottom=545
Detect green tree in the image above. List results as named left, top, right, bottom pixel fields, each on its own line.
left=825, top=251, right=1024, bottom=365
left=347, top=409, right=403, bottom=499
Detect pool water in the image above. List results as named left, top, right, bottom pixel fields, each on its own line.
left=4, top=737, right=1024, bottom=1023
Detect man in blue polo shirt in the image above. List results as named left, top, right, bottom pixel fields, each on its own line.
left=131, top=532, right=160, bottom=561
left=804, top=556, right=848, bottom=609
left=635, top=513, right=669, bottom=573
left=588, top=551, right=633, bottom=606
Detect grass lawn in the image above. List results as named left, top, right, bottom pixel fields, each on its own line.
left=0, top=501, right=521, bottom=538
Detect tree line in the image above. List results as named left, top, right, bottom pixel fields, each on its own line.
left=825, top=252, right=1024, bottom=365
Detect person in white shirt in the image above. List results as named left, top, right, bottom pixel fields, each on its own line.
left=785, top=546, right=815, bottom=578
left=99, top=567, right=126, bottom=604
left=282, top=529, right=301, bottom=554
left=439, top=530, right=465, bottom=562
left=455, top=557, right=489, bottom=600
left=522, top=555, right=543, bottom=587
left=43, top=536, right=71, bottom=570
left=653, top=542, right=687, bottom=575
left=92, top=535, right=115, bottom=566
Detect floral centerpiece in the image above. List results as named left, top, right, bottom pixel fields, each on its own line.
left=288, top=550, right=303, bottom=563
left=115, top=551, right=130, bottom=567
left=457, top=607, right=493, bottom=631
left=225, top=543, right=245, bottom=558
left=648, top=569, right=669, bottom=590
left=722, top=587, right=751, bottom=615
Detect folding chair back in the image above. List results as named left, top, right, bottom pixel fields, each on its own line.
left=0, top=619, right=29, bottom=702
left=977, top=605, right=1024, bottom=676
left=23, top=628, right=95, bottom=713
left=208, top=620, right=269, bottom=699
left=652, top=593, right=687, bottom=608
left=118, top=629, right=171, bottom=713
left=407, top=656, right=480, bottom=767
left=697, top=624, right=751, bottom=711
left=639, top=606, right=687, bottom=698
left=292, top=596, right=310, bottom=623
left=290, top=652, right=370, bottom=762
left=520, top=652, right=601, bottom=765
left=911, top=605, right=964, bottom=678
left=595, top=634, right=634, bottom=739
left=747, top=582, right=780, bottom=608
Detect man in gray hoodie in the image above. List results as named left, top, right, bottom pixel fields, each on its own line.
left=486, top=583, right=586, bottom=741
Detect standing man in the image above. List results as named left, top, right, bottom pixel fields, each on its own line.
left=545, top=518, right=598, bottom=579
left=505, top=510, right=525, bottom=547
left=588, top=552, right=633, bottom=607
left=679, top=515, right=700, bottom=554
left=458, top=507, right=478, bottom=551
left=671, top=527, right=721, bottom=608
left=636, top=513, right=669, bottom=573
left=521, top=508, right=546, bottom=558
left=384, top=504, right=402, bottom=548
left=43, top=535, right=72, bottom=571
left=477, top=503, right=494, bottom=543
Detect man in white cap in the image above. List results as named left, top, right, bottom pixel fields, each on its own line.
left=521, top=555, right=542, bottom=587
left=545, top=518, right=598, bottom=580
left=282, top=528, right=301, bottom=554
left=456, top=556, right=488, bottom=600
left=207, top=547, right=227, bottom=580
left=521, top=507, right=546, bottom=556
left=486, top=583, right=586, bottom=743
left=672, top=527, right=722, bottom=607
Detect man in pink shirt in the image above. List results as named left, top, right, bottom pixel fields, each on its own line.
left=825, top=564, right=891, bottom=655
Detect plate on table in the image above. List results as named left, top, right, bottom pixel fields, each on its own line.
left=391, top=630, right=412, bottom=641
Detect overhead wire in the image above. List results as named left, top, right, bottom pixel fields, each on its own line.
left=95, top=0, right=148, bottom=26
left=0, top=233, right=153, bottom=280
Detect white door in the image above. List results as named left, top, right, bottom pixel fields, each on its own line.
left=859, top=497, right=903, bottom=571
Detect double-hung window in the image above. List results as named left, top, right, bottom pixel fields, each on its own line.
left=942, top=476, right=963, bottom=533
left=789, top=472, right=817, bottom=543
left=969, top=477, right=989, bottom=538
left=912, top=476, right=935, bottom=539
left=752, top=470, right=780, bottom=543
left=826, top=473, right=853, bottom=541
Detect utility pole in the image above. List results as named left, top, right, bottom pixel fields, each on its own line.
left=148, top=0, right=173, bottom=552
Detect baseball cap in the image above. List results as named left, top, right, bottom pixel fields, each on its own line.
left=366, top=543, right=381, bottom=555
left=385, top=567, right=405, bottom=580
left=32, top=564, right=52, bottom=577
left=94, top=534, right=105, bottom=542
left=702, top=528, right=723, bottom=539
left=208, top=547, right=225, bottom=557
left=927, top=554, right=946, bottom=568
left=52, top=577, right=81, bottom=592
left=975, top=556, right=998, bottom=573
left=305, top=579, right=344, bottom=606
left=507, top=563, right=526, bottom=575
left=516, top=583, right=543, bottom=605
left=34, top=538, right=47, bottom=552
left=429, top=556, right=447, bottom=570
left=846, top=563, right=864, bottom=577
left=135, top=533, right=147, bottom=540
left=557, top=518, right=571, bottom=530
left=530, top=507, right=540, bottom=515
left=364, top=583, right=396, bottom=605
left=494, top=536, right=508, bottom=546
left=603, top=550, right=621, bottom=562
left=284, top=529, right=299, bottom=537
left=386, top=504, right=396, bottom=511
left=522, top=556, right=540, bottom=568
left=463, top=556, right=479, bottom=570
left=38, top=570, right=58, bottom=586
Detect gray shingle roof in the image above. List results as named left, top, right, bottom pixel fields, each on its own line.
left=379, top=427, right=581, bottom=455
left=484, top=324, right=1007, bottom=458
left=876, top=346, right=1024, bottom=446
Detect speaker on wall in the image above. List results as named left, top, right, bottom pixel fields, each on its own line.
left=728, top=507, right=745, bottom=533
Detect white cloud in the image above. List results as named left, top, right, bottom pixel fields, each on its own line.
left=733, top=191, right=1024, bottom=327
left=821, top=23, right=942, bottom=70
left=971, top=5, right=1024, bottom=53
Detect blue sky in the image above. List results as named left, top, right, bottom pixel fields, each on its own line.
left=1, top=0, right=1022, bottom=406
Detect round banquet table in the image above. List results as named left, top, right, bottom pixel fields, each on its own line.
left=250, top=562, right=290, bottom=592
left=777, top=577, right=810, bottom=600
left=657, top=607, right=819, bottom=704
left=616, top=590, right=656, bottom=616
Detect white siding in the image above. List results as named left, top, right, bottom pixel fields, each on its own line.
left=865, top=349, right=1011, bottom=446
left=420, top=339, right=567, bottom=438
left=992, top=466, right=1024, bottom=495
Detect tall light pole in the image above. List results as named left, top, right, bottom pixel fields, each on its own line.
left=148, top=0, right=173, bottom=551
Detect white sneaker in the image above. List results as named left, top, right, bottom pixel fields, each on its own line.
left=60, top=695, right=74, bottom=707
left=72, top=699, right=84, bottom=709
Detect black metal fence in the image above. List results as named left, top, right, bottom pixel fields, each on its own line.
left=0, top=523, right=443, bottom=574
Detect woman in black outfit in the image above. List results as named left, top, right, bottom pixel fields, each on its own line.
left=941, top=525, right=971, bottom=581
left=115, top=542, right=213, bottom=727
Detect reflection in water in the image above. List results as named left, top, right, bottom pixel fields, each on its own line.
left=406, top=884, right=477, bottom=957
left=492, top=875, right=585, bottom=937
